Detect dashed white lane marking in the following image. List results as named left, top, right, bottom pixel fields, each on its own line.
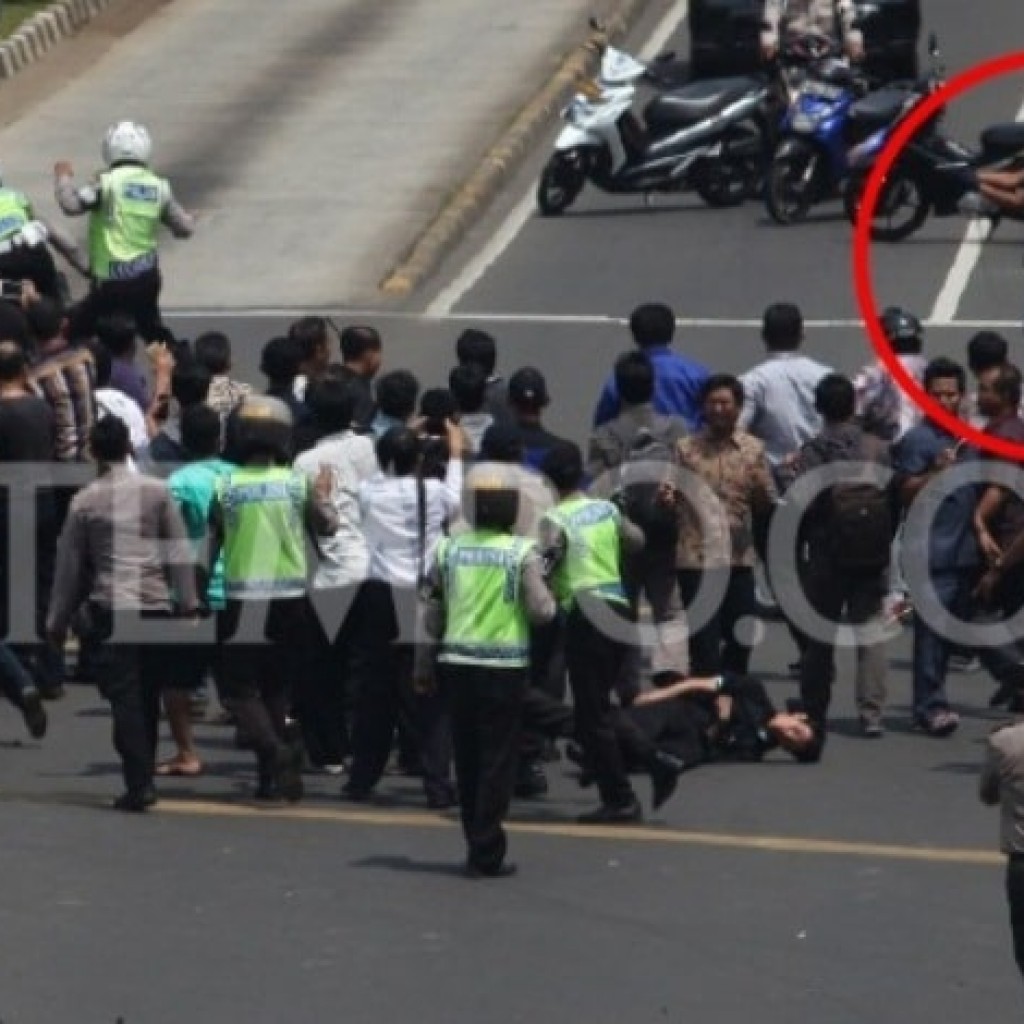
left=422, top=0, right=692, bottom=319
left=929, top=94, right=1024, bottom=324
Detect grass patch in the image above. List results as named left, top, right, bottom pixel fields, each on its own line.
left=0, top=1, right=49, bottom=39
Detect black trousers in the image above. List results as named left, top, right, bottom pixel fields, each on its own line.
left=89, top=607, right=181, bottom=796
left=68, top=266, right=170, bottom=343
left=296, top=586, right=364, bottom=767
left=677, top=566, right=757, bottom=676
left=218, top=598, right=306, bottom=784
left=347, top=582, right=452, bottom=801
left=565, top=594, right=636, bottom=808
left=0, top=246, right=60, bottom=300
left=442, top=664, right=526, bottom=871
left=1008, top=856, right=1024, bottom=981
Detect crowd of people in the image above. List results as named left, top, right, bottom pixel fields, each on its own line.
left=0, top=287, right=1021, bottom=877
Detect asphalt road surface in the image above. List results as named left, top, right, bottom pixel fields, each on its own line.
left=5, top=0, right=1024, bottom=1021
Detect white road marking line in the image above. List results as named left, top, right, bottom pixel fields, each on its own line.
left=167, top=309, right=1019, bottom=328
left=422, top=0, right=691, bottom=319
left=929, top=95, right=1024, bottom=325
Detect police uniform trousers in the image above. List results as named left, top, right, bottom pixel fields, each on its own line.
left=69, top=266, right=170, bottom=344
left=564, top=591, right=637, bottom=809
left=441, top=663, right=527, bottom=872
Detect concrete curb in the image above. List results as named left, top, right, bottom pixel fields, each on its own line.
left=0, top=0, right=116, bottom=80
left=379, top=0, right=658, bottom=298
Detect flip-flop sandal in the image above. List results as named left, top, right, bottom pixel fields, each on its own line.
left=155, top=760, right=203, bottom=777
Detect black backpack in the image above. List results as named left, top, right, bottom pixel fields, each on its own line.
left=616, top=428, right=678, bottom=547
left=825, top=437, right=893, bottom=572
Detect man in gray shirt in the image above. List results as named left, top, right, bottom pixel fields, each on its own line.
left=47, top=416, right=198, bottom=812
left=980, top=720, right=1024, bottom=981
left=739, top=303, right=833, bottom=470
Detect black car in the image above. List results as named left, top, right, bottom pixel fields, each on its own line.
left=689, top=0, right=922, bottom=81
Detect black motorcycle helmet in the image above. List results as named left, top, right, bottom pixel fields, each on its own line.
left=880, top=306, right=924, bottom=354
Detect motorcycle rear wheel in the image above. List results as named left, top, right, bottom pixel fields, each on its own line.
left=765, top=148, right=819, bottom=225
left=844, top=170, right=930, bottom=242
left=694, top=159, right=756, bottom=208
left=537, top=154, right=585, bottom=216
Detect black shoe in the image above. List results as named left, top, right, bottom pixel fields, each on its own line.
left=273, top=745, right=304, bottom=803
left=514, top=763, right=548, bottom=799
left=20, top=689, right=47, bottom=739
left=113, top=787, right=157, bottom=813
left=649, top=751, right=684, bottom=811
left=38, top=683, right=65, bottom=701
left=464, top=861, right=518, bottom=879
left=577, top=799, right=643, bottom=825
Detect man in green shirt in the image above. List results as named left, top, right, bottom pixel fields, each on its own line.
left=54, top=121, right=194, bottom=343
left=208, top=396, right=336, bottom=803
left=540, top=441, right=649, bottom=824
left=426, top=470, right=556, bottom=877
left=161, top=404, right=235, bottom=778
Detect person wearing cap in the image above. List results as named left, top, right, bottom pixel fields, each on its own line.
left=540, top=440, right=647, bottom=824
left=507, top=366, right=568, bottom=473
left=424, top=469, right=556, bottom=877
left=208, top=395, right=338, bottom=803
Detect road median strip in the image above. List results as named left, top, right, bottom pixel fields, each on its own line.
left=378, top=0, right=657, bottom=298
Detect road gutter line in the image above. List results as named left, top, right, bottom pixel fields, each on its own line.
left=156, top=798, right=1000, bottom=865
left=424, top=0, right=691, bottom=319
left=929, top=95, right=1024, bottom=324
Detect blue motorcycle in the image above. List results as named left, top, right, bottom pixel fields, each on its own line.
left=765, top=56, right=866, bottom=224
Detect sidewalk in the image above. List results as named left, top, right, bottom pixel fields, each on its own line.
left=0, top=0, right=632, bottom=309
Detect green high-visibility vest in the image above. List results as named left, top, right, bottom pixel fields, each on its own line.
left=216, top=467, right=309, bottom=600
left=543, top=495, right=627, bottom=610
left=437, top=530, right=535, bottom=668
left=89, top=166, right=169, bottom=281
left=0, top=188, right=32, bottom=242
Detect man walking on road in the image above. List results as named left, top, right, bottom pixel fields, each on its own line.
left=980, top=718, right=1024, bottom=982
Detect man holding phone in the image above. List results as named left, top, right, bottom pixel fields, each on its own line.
left=891, top=357, right=979, bottom=736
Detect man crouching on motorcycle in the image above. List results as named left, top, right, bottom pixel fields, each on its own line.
left=54, top=121, right=194, bottom=343
left=0, top=172, right=89, bottom=302
left=761, top=0, right=865, bottom=63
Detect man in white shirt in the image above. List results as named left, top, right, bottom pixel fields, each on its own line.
left=292, top=375, right=378, bottom=772
left=344, top=421, right=463, bottom=808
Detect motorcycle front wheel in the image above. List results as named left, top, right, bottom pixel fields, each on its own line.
left=765, top=145, right=820, bottom=225
left=844, top=170, right=930, bottom=242
left=536, top=152, right=586, bottom=216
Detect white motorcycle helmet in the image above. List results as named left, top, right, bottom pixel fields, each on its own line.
left=102, top=121, right=152, bottom=168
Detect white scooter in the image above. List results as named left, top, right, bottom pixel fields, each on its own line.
left=537, top=43, right=773, bottom=215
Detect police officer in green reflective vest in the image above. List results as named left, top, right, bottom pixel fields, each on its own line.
left=54, top=120, right=195, bottom=343
left=540, top=440, right=647, bottom=825
left=208, top=396, right=338, bottom=803
left=0, top=172, right=88, bottom=300
left=425, top=470, right=556, bottom=878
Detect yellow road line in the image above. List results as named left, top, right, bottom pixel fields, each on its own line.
left=158, top=798, right=1002, bottom=866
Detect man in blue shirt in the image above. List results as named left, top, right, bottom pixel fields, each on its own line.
left=593, top=303, right=709, bottom=431
left=892, top=357, right=979, bottom=736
